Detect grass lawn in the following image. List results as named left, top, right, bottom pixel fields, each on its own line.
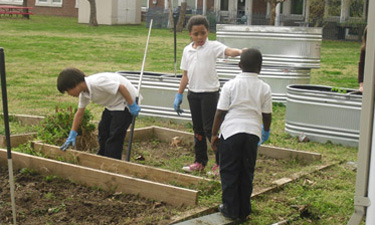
left=0, top=16, right=365, bottom=224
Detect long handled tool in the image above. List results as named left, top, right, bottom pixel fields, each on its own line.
left=126, top=19, right=153, bottom=162
left=0, top=48, right=17, bottom=224
left=173, top=11, right=178, bottom=77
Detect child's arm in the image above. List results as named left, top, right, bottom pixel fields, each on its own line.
left=262, top=113, right=272, bottom=131
left=72, top=107, right=85, bottom=132
left=259, top=113, right=272, bottom=145
left=118, top=84, right=140, bottom=116
left=178, top=70, right=188, bottom=94
left=225, top=48, right=242, bottom=57
left=118, top=84, right=135, bottom=105
left=173, top=71, right=188, bottom=115
left=211, top=109, right=228, bottom=153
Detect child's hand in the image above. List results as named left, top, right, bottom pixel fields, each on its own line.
left=129, top=102, right=141, bottom=116
left=60, top=130, right=78, bottom=151
left=211, top=135, right=220, bottom=153
left=260, top=126, right=270, bottom=145
left=173, top=93, right=184, bottom=116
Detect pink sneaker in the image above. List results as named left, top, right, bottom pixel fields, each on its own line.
left=182, top=162, right=205, bottom=173
left=207, top=164, right=220, bottom=176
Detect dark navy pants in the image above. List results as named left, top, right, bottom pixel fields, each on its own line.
left=219, top=133, right=259, bottom=220
left=187, top=90, right=219, bottom=166
left=97, top=108, right=132, bottom=160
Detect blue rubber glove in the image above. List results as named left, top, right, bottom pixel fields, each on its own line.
left=129, top=102, right=141, bottom=116
left=174, top=93, right=184, bottom=116
left=261, top=126, right=270, bottom=144
left=60, top=130, right=78, bottom=151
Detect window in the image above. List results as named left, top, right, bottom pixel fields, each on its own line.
left=327, top=0, right=341, bottom=16
left=291, top=0, right=303, bottom=14
left=221, top=0, right=228, bottom=11
left=350, top=0, right=364, bottom=17
left=36, top=0, right=62, bottom=7
left=0, top=0, right=23, bottom=5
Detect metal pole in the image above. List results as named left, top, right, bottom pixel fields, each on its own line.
left=347, top=0, right=375, bottom=223
left=173, top=11, right=178, bottom=77
left=126, top=19, right=153, bottom=162
left=0, top=48, right=17, bottom=224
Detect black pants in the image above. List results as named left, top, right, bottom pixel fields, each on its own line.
left=187, top=90, right=219, bottom=166
left=97, top=108, right=132, bottom=160
left=219, top=133, right=259, bottom=220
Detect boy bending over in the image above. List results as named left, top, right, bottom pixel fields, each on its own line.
left=57, top=67, right=140, bottom=160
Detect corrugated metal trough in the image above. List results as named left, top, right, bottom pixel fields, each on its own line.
left=285, top=84, right=362, bottom=147
left=118, top=71, right=193, bottom=120
left=216, top=24, right=322, bottom=102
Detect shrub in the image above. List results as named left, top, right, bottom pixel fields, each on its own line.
left=37, top=106, right=97, bottom=151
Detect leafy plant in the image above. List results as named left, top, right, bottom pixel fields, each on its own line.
left=331, top=87, right=348, bottom=94
left=36, top=106, right=96, bottom=151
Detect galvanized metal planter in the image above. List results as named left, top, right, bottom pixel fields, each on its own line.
left=216, top=24, right=322, bottom=68
left=216, top=24, right=323, bottom=102
left=216, top=61, right=311, bottom=102
left=118, top=71, right=192, bottom=120
left=285, top=84, right=362, bottom=147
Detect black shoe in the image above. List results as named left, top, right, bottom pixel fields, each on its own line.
left=218, top=204, right=237, bottom=220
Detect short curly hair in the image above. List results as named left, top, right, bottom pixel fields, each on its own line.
left=187, top=15, right=209, bottom=32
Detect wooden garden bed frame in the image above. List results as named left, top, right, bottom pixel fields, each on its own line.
left=0, top=114, right=323, bottom=212
left=0, top=149, right=198, bottom=207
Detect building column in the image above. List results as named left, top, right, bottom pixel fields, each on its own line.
left=340, top=0, right=350, bottom=23
left=304, top=0, right=310, bottom=24
left=245, top=0, right=253, bottom=25
left=203, top=0, right=207, bottom=15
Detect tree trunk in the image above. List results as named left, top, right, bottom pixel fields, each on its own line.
left=22, top=0, right=29, bottom=19
left=176, top=2, right=187, bottom=32
left=87, top=0, right=98, bottom=26
left=168, top=0, right=174, bottom=29
left=269, top=0, right=276, bottom=25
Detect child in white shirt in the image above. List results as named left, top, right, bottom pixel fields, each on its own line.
left=211, top=48, right=272, bottom=221
left=173, top=15, right=242, bottom=174
left=57, top=67, right=140, bottom=160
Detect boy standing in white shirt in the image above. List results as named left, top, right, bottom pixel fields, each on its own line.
left=211, top=48, right=272, bottom=221
left=57, top=67, right=140, bottom=160
left=173, top=15, right=242, bottom=174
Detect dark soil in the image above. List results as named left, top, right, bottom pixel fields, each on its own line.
left=0, top=166, right=176, bottom=225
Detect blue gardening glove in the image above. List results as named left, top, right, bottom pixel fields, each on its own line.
left=261, top=126, right=270, bottom=144
left=129, top=102, right=141, bottom=116
left=60, top=130, right=78, bottom=151
left=173, top=93, right=184, bottom=116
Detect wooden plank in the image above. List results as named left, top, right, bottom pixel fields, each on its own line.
left=8, top=114, right=44, bottom=125
left=152, top=126, right=321, bottom=162
left=32, top=141, right=210, bottom=187
left=0, top=149, right=198, bottom=207
left=125, top=126, right=154, bottom=141
left=258, top=145, right=321, bottom=162
left=0, top=132, right=36, bottom=148
left=152, top=126, right=195, bottom=146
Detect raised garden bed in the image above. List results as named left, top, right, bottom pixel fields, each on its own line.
left=0, top=114, right=40, bottom=148
left=1, top=115, right=325, bottom=224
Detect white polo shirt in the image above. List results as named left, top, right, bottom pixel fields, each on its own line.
left=180, top=39, right=227, bottom=92
left=78, top=72, right=137, bottom=111
left=217, top=72, right=272, bottom=140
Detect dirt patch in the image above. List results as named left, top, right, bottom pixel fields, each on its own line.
left=0, top=166, right=176, bottom=225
